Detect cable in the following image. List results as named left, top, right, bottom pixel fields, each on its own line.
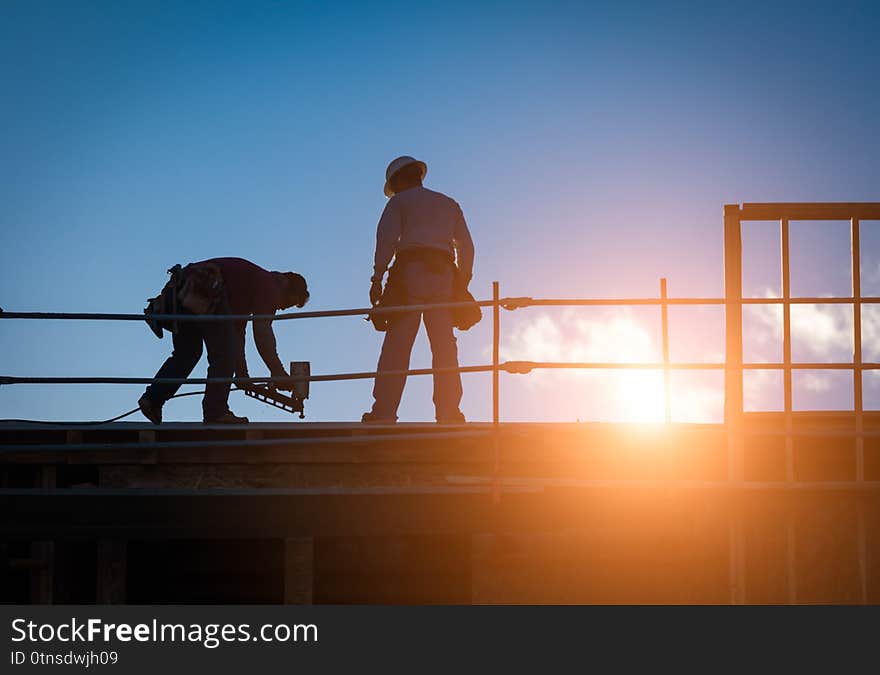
left=0, top=390, right=206, bottom=426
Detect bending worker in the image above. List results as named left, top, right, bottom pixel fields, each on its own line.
left=139, top=257, right=309, bottom=425
left=363, top=155, right=475, bottom=424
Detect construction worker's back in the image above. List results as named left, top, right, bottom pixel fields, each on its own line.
left=365, top=156, right=475, bottom=424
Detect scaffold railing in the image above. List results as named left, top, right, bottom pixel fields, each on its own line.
left=5, top=285, right=880, bottom=425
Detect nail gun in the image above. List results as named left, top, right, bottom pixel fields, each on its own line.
left=239, top=361, right=310, bottom=419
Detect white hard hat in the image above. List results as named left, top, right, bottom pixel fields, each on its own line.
left=384, top=155, right=427, bottom=197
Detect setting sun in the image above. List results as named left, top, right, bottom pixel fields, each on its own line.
left=615, top=371, right=666, bottom=423
left=501, top=309, right=720, bottom=422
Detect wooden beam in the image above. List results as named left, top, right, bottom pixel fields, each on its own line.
left=739, top=203, right=880, bottom=221
left=782, top=219, right=794, bottom=482
left=724, top=205, right=744, bottom=426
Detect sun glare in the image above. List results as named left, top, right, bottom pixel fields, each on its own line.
left=504, top=310, right=721, bottom=423
left=614, top=371, right=666, bottom=423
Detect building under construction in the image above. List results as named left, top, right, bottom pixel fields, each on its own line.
left=2, top=203, right=879, bottom=604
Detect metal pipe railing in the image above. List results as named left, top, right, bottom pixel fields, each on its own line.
left=0, top=299, right=496, bottom=323
left=0, top=366, right=495, bottom=386
left=5, top=294, right=880, bottom=323
left=17, top=359, right=880, bottom=389
left=4, top=276, right=880, bottom=427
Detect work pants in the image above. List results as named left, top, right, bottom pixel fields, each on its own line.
left=370, top=261, right=463, bottom=420
left=144, top=305, right=236, bottom=420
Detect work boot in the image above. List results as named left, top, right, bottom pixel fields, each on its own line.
left=361, top=411, right=397, bottom=424
left=138, top=395, right=162, bottom=425
left=436, top=410, right=466, bottom=425
left=204, top=410, right=249, bottom=425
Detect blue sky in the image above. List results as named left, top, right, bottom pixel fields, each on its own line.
left=2, top=0, right=879, bottom=422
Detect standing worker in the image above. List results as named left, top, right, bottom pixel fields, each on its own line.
left=363, top=156, right=475, bottom=424
left=139, top=257, right=309, bottom=424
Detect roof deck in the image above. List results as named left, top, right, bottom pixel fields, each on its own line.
left=3, top=416, right=878, bottom=604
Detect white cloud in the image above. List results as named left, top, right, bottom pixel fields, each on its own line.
left=743, top=368, right=782, bottom=412
left=800, top=372, right=832, bottom=392
left=861, top=305, right=880, bottom=362
left=501, top=310, right=655, bottom=365
left=746, top=289, right=853, bottom=362
left=743, top=288, right=867, bottom=408
left=497, top=309, right=721, bottom=422
left=863, top=261, right=880, bottom=293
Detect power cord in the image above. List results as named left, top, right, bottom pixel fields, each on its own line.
left=0, top=390, right=208, bottom=426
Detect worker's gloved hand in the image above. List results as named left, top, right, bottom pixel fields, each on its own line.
left=369, top=279, right=383, bottom=307
left=234, top=364, right=250, bottom=388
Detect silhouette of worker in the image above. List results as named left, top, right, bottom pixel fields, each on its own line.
left=363, top=156, right=475, bottom=424
left=139, top=257, right=309, bottom=424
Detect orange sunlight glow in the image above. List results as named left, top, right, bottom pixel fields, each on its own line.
left=501, top=311, right=722, bottom=423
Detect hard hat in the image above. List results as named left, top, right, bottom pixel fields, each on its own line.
left=384, top=155, right=427, bottom=197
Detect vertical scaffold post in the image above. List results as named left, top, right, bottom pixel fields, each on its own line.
left=723, top=204, right=744, bottom=432
left=781, top=218, right=793, bottom=482
left=781, top=217, right=797, bottom=605
left=492, top=281, right=501, bottom=503
left=493, top=281, right=500, bottom=426
left=660, top=278, right=671, bottom=424
left=723, top=204, right=745, bottom=604
left=852, top=217, right=868, bottom=604
left=852, top=218, right=865, bottom=481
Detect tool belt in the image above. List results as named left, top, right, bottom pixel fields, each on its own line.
left=143, top=262, right=225, bottom=338
left=368, top=247, right=482, bottom=332
left=396, top=247, right=455, bottom=273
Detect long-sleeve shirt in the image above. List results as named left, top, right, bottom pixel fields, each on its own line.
left=373, top=186, right=474, bottom=281
left=197, top=257, right=287, bottom=378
